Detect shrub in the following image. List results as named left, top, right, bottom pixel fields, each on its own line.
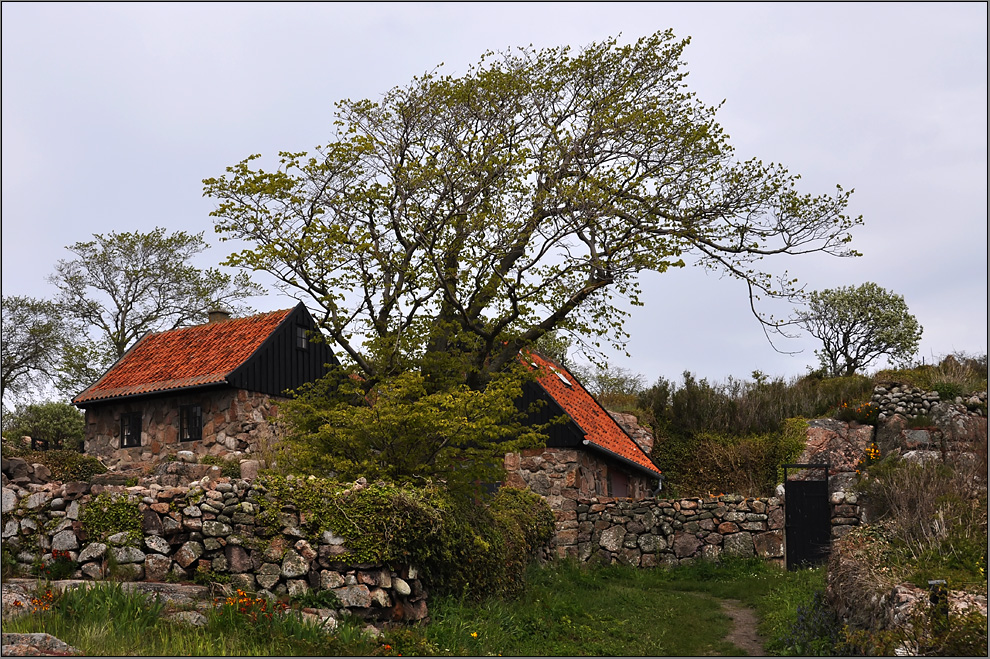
left=0, top=446, right=106, bottom=481
left=1, top=401, right=85, bottom=450
left=80, top=492, right=142, bottom=544
left=770, top=590, right=845, bottom=656
left=254, top=475, right=554, bottom=600
left=199, top=454, right=240, bottom=479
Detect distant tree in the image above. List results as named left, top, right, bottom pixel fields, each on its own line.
left=796, top=282, right=922, bottom=377
left=1, top=401, right=85, bottom=450
left=49, top=228, right=264, bottom=392
left=573, top=363, right=646, bottom=400
left=1, top=296, right=68, bottom=408
left=206, top=30, right=861, bottom=388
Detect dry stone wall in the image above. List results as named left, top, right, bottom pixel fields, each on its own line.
left=555, top=494, right=786, bottom=567
left=0, top=475, right=428, bottom=623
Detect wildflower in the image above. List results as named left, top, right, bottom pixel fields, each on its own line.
left=471, top=632, right=478, bottom=638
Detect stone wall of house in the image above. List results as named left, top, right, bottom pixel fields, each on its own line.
left=504, top=447, right=656, bottom=556
left=84, top=389, right=280, bottom=468
left=0, top=475, right=428, bottom=623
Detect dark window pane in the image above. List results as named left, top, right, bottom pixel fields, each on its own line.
left=120, top=412, right=141, bottom=448
left=180, top=405, right=202, bottom=442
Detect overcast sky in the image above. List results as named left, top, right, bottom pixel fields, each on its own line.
left=2, top=2, right=987, bottom=390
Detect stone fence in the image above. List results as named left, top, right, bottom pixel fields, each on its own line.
left=555, top=494, right=785, bottom=567
left=0, top=475, right=428, bottom=623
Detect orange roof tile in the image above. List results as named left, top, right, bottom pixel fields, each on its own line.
left=525, top=352, right=661, bottom=478
left=73, top=308, right=295, bottom=404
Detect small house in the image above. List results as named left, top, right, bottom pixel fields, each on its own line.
left=506, top=352, right=662, bottom=505
left=72, top=303, right=339, bottom=468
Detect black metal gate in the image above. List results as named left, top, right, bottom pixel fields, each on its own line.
left=783, top=463, right=830, bottom=570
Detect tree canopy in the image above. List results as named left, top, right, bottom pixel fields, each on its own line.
left=49, top=227, right=264, bottom=393
left=796, top=282, right=923, bottom=377
left=206, top=30, right=860, bottom=387
left=1, top=296, right=68, bottom=409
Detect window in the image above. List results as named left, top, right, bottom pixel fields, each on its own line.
left=179, top=405, right=203, bottom=442
left=120, top=412, right=142, bottom=448
left=296, top=325, right=308, bottom=350
left=608, top=468, right=629, bottom=498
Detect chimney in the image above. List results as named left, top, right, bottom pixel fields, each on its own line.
left=208, top=309, right=232, bottom=324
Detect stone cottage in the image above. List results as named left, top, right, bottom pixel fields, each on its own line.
left=72, top=303, right=339, bottom=467
left=505, top=352, right=663, bottom=507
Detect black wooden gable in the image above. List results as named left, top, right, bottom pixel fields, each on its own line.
left=227, top=303, right=340, bottom=397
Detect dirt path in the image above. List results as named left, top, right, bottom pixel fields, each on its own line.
left=720, top=598, right=767, bottom=656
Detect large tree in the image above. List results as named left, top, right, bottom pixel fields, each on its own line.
left=1, top=296, right=68, bottom=408
left=796, top=282, right=922, bottom=377
left=49, top=228, right=264, bottom=392
left=206, top=31, right=861, bottom=387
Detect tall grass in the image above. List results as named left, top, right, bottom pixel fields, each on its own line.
left=5, top=559, right=835, bottom=657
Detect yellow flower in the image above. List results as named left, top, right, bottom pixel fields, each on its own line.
left=471, top=632, right=478, bottom=638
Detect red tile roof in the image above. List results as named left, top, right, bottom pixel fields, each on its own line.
left=525, top=352, right=661, bottom=478
left=73, top=308, right=295, bottom=404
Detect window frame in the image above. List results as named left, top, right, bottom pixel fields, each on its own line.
left=295, top=325, right=309, bottom=350
left=179, top=405, right=203, bottom=442
left=120, top=412, right=142, bottom=448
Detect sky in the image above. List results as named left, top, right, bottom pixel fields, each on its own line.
left=2, top=2, right=987, bottom=391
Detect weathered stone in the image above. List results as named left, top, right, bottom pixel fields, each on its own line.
left=637, top=534, right=658, bottom=553
left=111, top=546, right=147, bottom=564
left=370, top=588, right=392, bottom=607
left=166, top=611, right=208, bottom=627
left=202, top=520, right=233, bottom=537
left=672, top=532, right=701, bottom=558
left=51, top=529, right=79, bottom=552
left=723, top=532, right=755, bottom=557
left=0, top=632, right=81, bottom=656
left=211, top=554, right=229, bottom=572
left=392, top=576, right=411, bottom=597
left=2, top=519, right=19, bottom=539
left=182, top=505, right=202, bottom=518
left=257, top=563, right=282, bottom=589
left=174, top=541, right=204, bottom=568
left=78, top=542, right=108, bottom=563
left=22, top=491, right=51, bottom=511
left=62, top=481, right=90, bottom=499
left=112, top=563, right=144, bottom=580
left=225, top=545, right=252, bottom=573
left=285, top=579, right=309, bottom=597
left=145, top=553, right=172, bottom=581
left=294, top=539, right=317, bottom=561
left=598, top=525, right=625, bottom=552
left=66, top=500, right=81, bottom=520
left=281, top=549, right=309, bottom=578
left=81, top=562, right=105, bottom=579
left=141, top=508, right=164, bottom=535
left=333, top=585, right=372, bottom=608
left=753, top=531, right=784, bottom=558
left=239, top=460, right=261, bottom=480
left=106, top=531, right=133, bottom=546
left=229, top=573, right=256, bottom=592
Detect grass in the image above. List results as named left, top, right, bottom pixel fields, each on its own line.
left=2, top=559, right=832, bottom=656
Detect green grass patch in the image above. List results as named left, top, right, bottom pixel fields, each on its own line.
left=4, top=559, right=836, bottom=656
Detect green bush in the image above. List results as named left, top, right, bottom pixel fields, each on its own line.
left=254, top=475, right=554, bottom=600
left=1, top=401, right=85, bottom=450
left=199, top=454, right=240, bottom=479
left=80, top=492, right=142, bottom=544
left=8, top=448, right=107, bottom=481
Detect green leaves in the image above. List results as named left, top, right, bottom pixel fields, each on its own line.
left=46, top=227, right=264, bottom=393
left=797, top=282, right=923, bottom=377
left=274, top=364, right=545, bottom=491
left=207, top=29, right=861, bottom=382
